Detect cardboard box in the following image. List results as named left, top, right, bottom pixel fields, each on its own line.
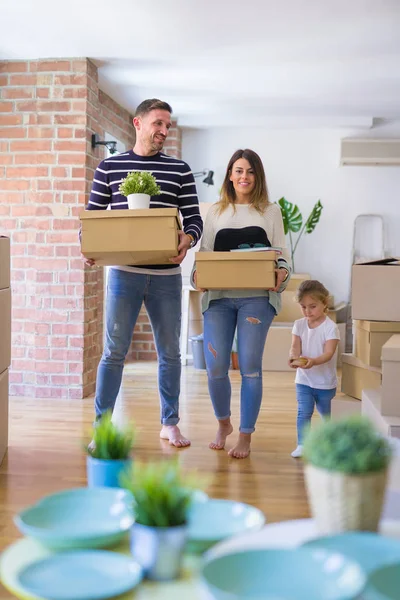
left=354, top=320, right=400, bottom=368
left=0, top=288, right=11, bottom=375
left=337, top=322, right=346, bottom=367
left=341, top=353, right=381, bottom=400
left=285, top=272, right=311, bottom=292
left=80, top=208, right=180, bottom=266
left=0, top=237, right=10, bottom=291
left=274, top=290, right=303, bottom=323
left=0, top=368, right=8, bottom=464
left=362, top=388, right=400, bottom=439
left=328, top=302, right=348, bottom=324
left=196, top=251, right=276, bottom=290
left=262, top=324, right=293, bottom=371
left=352, top=258, right=400, bottom=321
left=381, top=334, right=400, bottom=417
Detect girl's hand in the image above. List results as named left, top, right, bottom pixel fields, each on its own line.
left=300, top=357, right=315, bottom=369
left=288, top=357, right=299, bottom=369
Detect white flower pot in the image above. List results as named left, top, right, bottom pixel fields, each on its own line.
left=304, top=463, right=388, bottom=534
left=127, top=193, right=151, bottom=209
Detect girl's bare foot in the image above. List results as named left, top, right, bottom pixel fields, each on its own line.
left=228, top=433, right=251, bottom=459
left=209, top=419, right=233, bottom=450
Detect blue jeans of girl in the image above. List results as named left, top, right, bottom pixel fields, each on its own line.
left=296, top=383, right=336, bottom=444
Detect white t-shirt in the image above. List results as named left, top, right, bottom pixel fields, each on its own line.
left=292, top=316, right=340, bottom=389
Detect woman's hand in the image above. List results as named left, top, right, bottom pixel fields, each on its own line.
left=193, top=271, right=207, bottom=292
left=267, top=267, right=288, bottom=292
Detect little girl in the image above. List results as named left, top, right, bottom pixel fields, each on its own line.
left=288, top=280, right=340, bottom=458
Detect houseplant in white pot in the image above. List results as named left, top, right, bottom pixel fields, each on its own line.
left=85, top=411, right=135, bottom=488
left=121, top=459, right=199, bottom=581
left=303, top=415, right=392, bottom=534
left=118, top=170, right=161, bottom=209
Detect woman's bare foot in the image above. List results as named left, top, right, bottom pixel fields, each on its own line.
left=228, top=433, right=251, bottom=459
left=160, top=425, right=191, bottom=448
left=209, top=419, right=233, bottom=450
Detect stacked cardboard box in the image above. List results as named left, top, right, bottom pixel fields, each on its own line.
left=0, top=237, right=11, bottom=464
left=348, top=258, right=400, bottom=438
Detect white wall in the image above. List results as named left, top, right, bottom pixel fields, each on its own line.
left=182, top=123, right=400, bottom=303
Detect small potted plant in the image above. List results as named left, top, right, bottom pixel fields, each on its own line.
left=121, top=459, right=199, bottom=581
left=85, top=412, right=135, bottom=488
left=303, top=415, right=393, bottom=534
left=118, top=170, right=161, bottom=209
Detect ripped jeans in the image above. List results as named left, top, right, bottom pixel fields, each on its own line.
left=203, top=297, right=275, bottom=433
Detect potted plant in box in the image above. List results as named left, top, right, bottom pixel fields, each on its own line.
left=303, top=415, right=392, bottom=534
left=85, top=411, right=135, bottom=488
left=121, top=459, right=200, bottom=581
left=119, top=170, right=161, bottom=209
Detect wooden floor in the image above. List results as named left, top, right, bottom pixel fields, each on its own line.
left=0, top=363, right=341, bottom=596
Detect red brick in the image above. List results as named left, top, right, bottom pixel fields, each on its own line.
left=54, top=74, right=87, bottom=86
left=0, top=180, right=30, bottom=190
left=52, top=323, right=83, bottom=335
left=72, top=100, right=87, bottom=112
left=0, top=115, right=22, bottom=126
left=7, top=166, right=48, bottom=178
left=9, top=74, right=37, bottom=86
left=3, top=88, right=34, bottom=99
left=36, top=258, right=69, bottom=271
left=0, top=75, right=8, bottom=86
left=11, top=205, right=36, bottom=217
left=0, top=155, right=13, bottom=165
left=72, top=167, right=85, bottom=178
left=36, top=88, right=50, bottom=99
left=74, top=129, right=86, bottom=138
left=57, top=127, right=74, bottom=138
left=34, top=348, right=50, bottom=360
left=54, top=180, right=86, bottom=191
left=62, top=87, right=87, bottom=99
left=0, top=127, right=26, bottom=138
left=15, top=153, right=56, bottom=164
left=11, top=140, right=52, bottom=151
left=28, top=114, right=52, bottom=125
left=55, top=115, right=86, bottom=125
left=0, top=102, right=14, bottom=112
left=28, top=127, right=54, bottom=138
left=15, top=101, right=36, bottom=112
left=37, top=61, right=71, bottom=72
left=38, top=101, right=71, bottom=112
left=54, top=140, right=86, bottom=152
left=46, top=231, right=79, bottom=244
left=0, top=62, right=27, bottom=73
left=36, top=272, right=54, bottom=283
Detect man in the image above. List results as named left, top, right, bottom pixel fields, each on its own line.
left=82, top=99, right=203, bottom=447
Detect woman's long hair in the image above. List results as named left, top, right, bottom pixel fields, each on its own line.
left=217, top=148, right=270, bottom=215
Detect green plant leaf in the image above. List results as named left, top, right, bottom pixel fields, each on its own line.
left=277, top=197, right=302, bottom=234
left=304, top=199, right=323, bottom=234
left=118, top=171, right=161, bottom=197
left=86, top=411, right=135, bottom=460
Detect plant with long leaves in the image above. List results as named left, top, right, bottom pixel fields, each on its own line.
left=86, top=411, right=135, bottom=460
left=120, top=459, right=204, bottom=528
left=277, top=197, right=323, bottom=272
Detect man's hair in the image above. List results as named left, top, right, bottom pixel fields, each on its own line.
left=134, top=99, right=173, bottom=118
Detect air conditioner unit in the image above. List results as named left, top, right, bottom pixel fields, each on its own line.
left=340, top=138, right=400, bottom=166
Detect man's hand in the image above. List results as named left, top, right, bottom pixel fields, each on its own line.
left=81, top=253, right=95, bottom=267
left=267, top=268, right=288, bottom=292
left=170, top=231, right=193, bottom=265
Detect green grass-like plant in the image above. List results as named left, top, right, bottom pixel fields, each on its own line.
left=120, top=459, right=200, bottom=528
left=86, top=411, right=135, bottom=460
left=118, top=171, right=161, bottom=197
left=303, top=415, right=392, bottom=475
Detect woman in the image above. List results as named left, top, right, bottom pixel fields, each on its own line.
left=193, top=149, right=291, bottom=458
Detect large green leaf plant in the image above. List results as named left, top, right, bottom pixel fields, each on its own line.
left=277, top=197, right=323, bottom=272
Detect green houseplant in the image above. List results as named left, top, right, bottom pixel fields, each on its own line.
left=119, top=171, right=161, bottom=209
left=85, top=411, right=135, bottom=488
left=303, top=415, right=392, bottom=534
left=277, top=197, right=323, bottom=272
left=121, top=459, right=200, bottom=581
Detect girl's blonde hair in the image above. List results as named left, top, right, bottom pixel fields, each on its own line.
left=295, top=280, right=332, bottom=312
left=216, top=148, right=270, bottom=215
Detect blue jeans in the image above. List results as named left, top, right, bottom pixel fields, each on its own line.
left=203, top=297, right=275, bottom=434
left=296, top=383, right=336, bottom=444
left=95, top=268, right=182, bottom=425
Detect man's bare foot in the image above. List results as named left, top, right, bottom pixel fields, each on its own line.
left=209, top=419, right=233, bottom=450
left=160, top=425, right=191, bottom=448
left=228, top=433, right=251, bottom=459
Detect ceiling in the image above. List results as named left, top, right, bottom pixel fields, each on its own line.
left=1, top=0, right=400, bottom=129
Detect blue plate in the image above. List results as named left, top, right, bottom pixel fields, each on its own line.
left=303, top=532, right=400, bottom=573
left=187, top=499, right=265, bottom=553
left=14, top=487, right=134, bottom=550
left=365, top=562, right=400, bottom=600
left=17, top=550, right=142, bottom=600
left=201, top=547, right=366, bottom=600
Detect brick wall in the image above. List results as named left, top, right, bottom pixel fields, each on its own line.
left=0, top=58, right=135, bottom=398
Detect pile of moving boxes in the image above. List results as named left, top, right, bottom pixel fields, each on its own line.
left=0, top=236, right=11, bottom=464
left=341, top=258, right=400, bottom=438
left=262, top=273, right=348, bottom=371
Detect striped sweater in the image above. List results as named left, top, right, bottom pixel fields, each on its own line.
left=87, top=150, right=203, bottom=268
